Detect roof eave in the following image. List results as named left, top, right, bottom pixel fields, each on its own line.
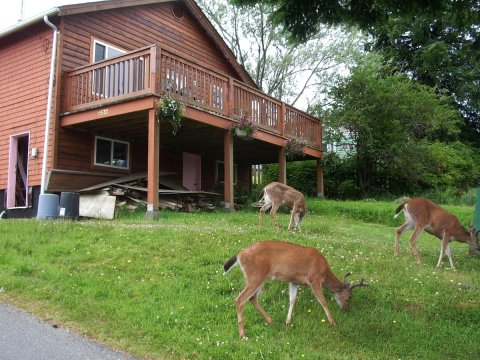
left=0, top=8, right=59, bottom=40
left=0, top=0, right=257, bottom=89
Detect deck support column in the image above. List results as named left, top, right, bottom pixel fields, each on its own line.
left=224, top=131, right=234, bottom=211
left=145, top=108, right=160, bottom=220
left=316, top=158, right=324, bottom=197
left=279, top=146, right=287, bottom=184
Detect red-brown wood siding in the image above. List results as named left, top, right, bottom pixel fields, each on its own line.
left=61, top=3, right=239, bottom=76
left=56, top=2, right=243, bottom=179
left=55, top=128, right=92, bottom=171
left=56, top=127, right=147, bottom=174
left=0, top=25, right=54, bottom=189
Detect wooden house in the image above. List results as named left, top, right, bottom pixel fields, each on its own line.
left=0, top=0, right=323, bottom=218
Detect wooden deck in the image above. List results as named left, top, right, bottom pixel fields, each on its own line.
left=62, top=44, right=322, bottom=149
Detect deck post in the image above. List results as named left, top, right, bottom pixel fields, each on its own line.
left=279, top=102, right=286, bottom=136
left=146, top=108, right=161, bottom=219
left=227, top=77, right=234, bottom=118
left=279, top=146, right=286, bottom=184
left=149, top=45, right=156, bottom=93
left=316, top=158, right=324, bottom=197
left=224, top=130, right=234, bottom=211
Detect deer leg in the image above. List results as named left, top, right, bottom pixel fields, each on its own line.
left=310, top=283, right=336, bottom=326
left=235, top=280, right=265, bottom=338
left=445, top=244, right=455, bottom=269
left=270, top=203, right=281, bottom=229
left=294, top=212, right=301, bottom=232
left=286, top=282, right=299, bottom=324
left=259, top=203, right=271, bottom=226
left=249, top=285, right=272, bottom=325
left=436, top=232, right=454, bottom=269
left=408, top=227, right=424, bottom=264
left=395, top=222, right=413, bottom=257
left=288, top=205, right=297, bottom=231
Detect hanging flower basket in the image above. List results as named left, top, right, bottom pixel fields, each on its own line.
left=234, top=127, right=249, bottom=137
left=230, top=115, right=257, bottom=140
left=156, top=95, right=185, bottom=135
left=285, top=139, right=307, bottom=160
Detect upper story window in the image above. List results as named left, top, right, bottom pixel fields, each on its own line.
left=93, top=39, right=126, bottom=63
left=94, top=136, right=129, bottom=169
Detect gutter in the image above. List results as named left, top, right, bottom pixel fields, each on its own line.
left=0, top=8, right=59, bottom=40
left=40, top=15, right=59, bottom=195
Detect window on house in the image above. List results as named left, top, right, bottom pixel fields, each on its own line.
left=216, top=161, right=237, bottom=185
left=94, top=136, right=129, bottom=169
left=92, top=40, right=128, bottom=97
left=93, top=40, right=126, bottom=63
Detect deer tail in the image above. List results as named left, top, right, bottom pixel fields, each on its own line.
left=394, top=203, right=406, bottom=218
left=259, top=188, right=266, bottom=202
left=223, top=255, right=238, bottom=275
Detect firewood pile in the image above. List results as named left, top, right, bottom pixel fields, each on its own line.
left=80, top=172, right=221, bottom=214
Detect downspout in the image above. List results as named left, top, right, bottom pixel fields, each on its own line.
left=40, top=15, right=59, bottom=195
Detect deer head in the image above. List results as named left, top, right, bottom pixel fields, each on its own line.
left=468, top=227, right=480, bottom=249
left=333, top=272, right=369, bottom=310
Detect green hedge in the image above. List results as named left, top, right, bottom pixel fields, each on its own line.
left=306, top=198, right=476, bottom=227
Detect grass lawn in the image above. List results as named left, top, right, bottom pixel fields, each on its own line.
left=0, top=199, right=479, bottom=359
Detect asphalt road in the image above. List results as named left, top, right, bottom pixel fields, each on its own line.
left=0, top=303, right=136, bottom=360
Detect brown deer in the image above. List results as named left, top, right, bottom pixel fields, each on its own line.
left=223, top=241, right=368, bottom=338
left=394, top=197, right=480, bottom=268
left=258, top=182, right=306, bottom=231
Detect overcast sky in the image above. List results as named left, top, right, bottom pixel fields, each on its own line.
left=0, top=0, right=102, bottom=31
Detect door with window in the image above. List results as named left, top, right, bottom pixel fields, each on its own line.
left=7, top=133, right=30, bottom=208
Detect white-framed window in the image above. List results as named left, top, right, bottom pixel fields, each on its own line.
left=92, top=39, right=128, bottom=97
left=93, top=39, right=126, bottom=63
left=216, top=160, right=237, bottom=185
left=94, top=136, right=130, bottom=169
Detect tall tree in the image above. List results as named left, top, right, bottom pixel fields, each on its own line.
left=370, top=1, right=480, bottom=141
left=230, top=0, right=444, bottom=43
left=319, top=55, right=479, bottom=195
left=231, top=0, right=480, bottom=137
left=198, top=0, right=363, bottom=108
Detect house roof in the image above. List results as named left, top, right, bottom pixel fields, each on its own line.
left=0, top=0, right=257, bottom=88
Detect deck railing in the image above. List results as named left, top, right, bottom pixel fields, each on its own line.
left=63, top=44, right=321, bottom=147
left=63, top=46, right=154, bottom=112
left=158, top=48, right=229, bottom=117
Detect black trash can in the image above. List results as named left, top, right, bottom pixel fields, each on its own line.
left=59, top=192, right=80, bottom=220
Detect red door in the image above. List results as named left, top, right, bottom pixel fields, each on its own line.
left=182, top=152, right=201, bottom=191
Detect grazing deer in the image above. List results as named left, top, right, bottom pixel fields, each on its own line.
left=223, top=241, right=368, bottom=338
left=258, top=182, right=306, bottom=231
left=394, top=197, right=480, bottom=268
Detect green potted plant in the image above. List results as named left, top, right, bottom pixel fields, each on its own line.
left=230, top=115, right=257, bottom=140
left=156, top=95, right=185, bottom=135
left=285, top=138, right=307, bottom=160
